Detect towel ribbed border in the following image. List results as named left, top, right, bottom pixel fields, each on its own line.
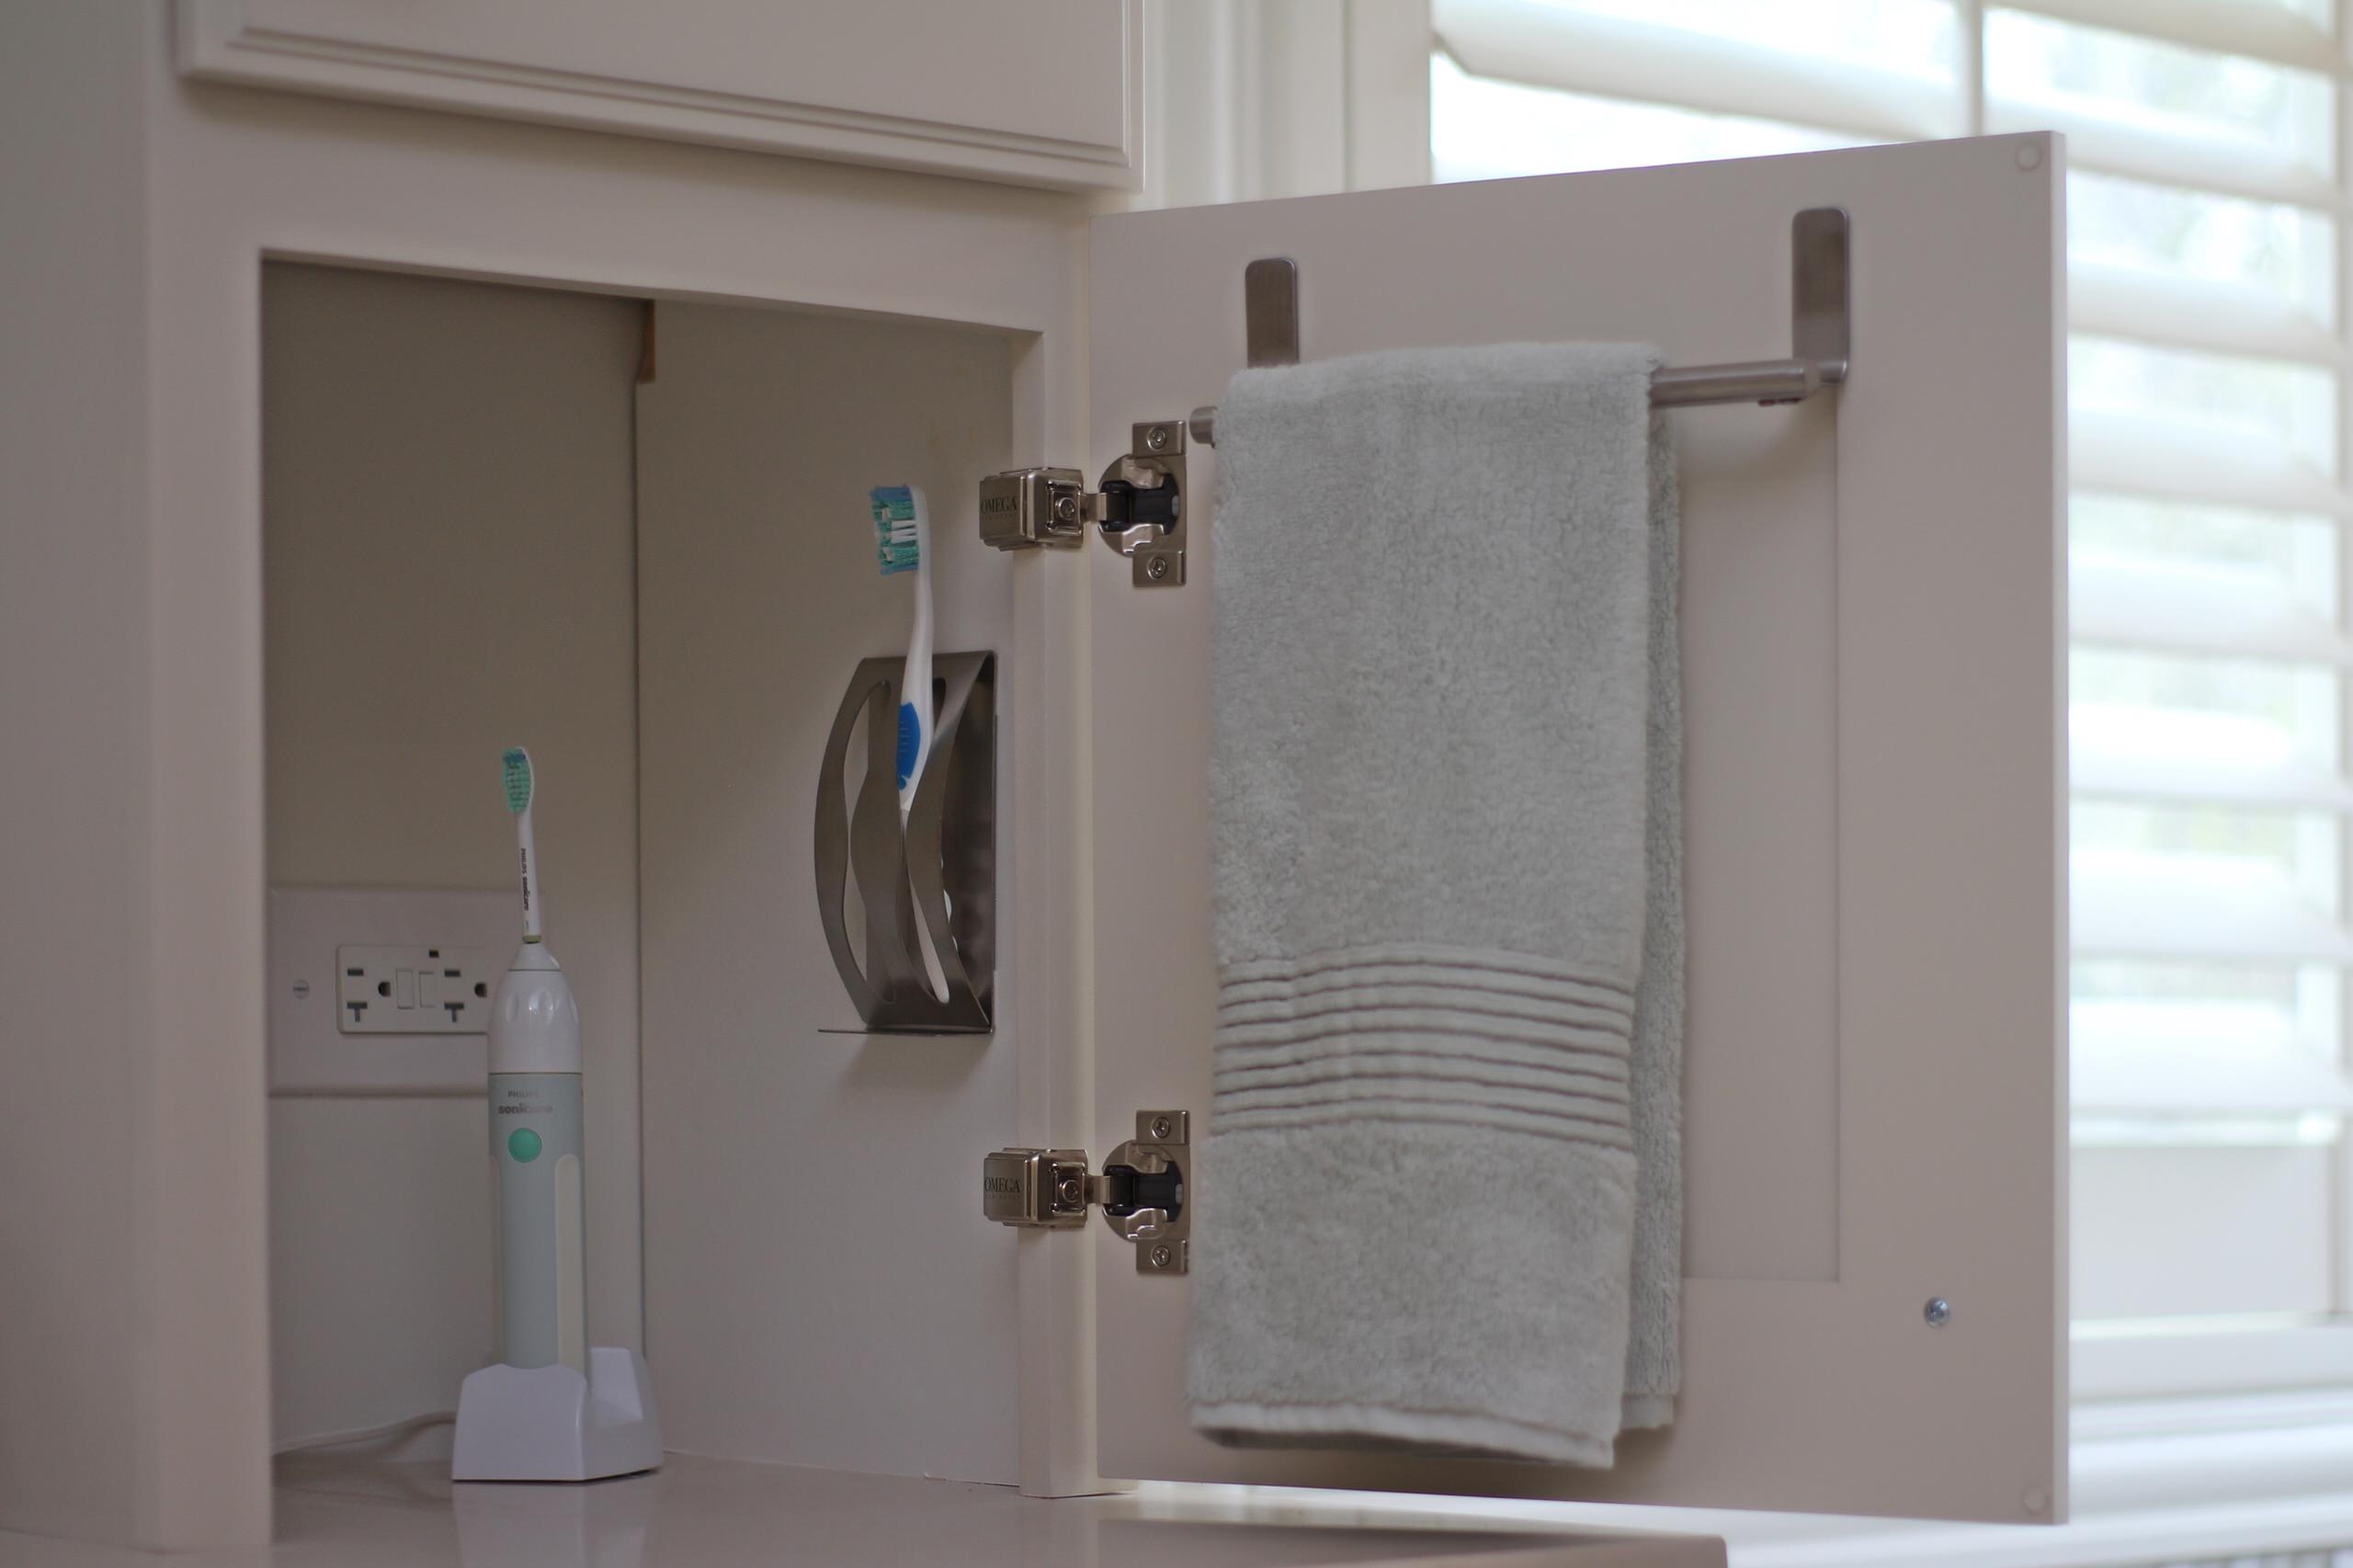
left=1191, top=1400, right=1616, bottom=1469
left=1214, top=943, right=1636, bottom=1156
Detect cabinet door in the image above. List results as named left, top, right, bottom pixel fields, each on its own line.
left=1083, top=135, right=2063, bottom=1522
left=176, top=0, right=1140, bottom=191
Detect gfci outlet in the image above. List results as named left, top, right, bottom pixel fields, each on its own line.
left=270, top=887, right=517, bottom=1095
left=336, top=943, right=499, bottom=1034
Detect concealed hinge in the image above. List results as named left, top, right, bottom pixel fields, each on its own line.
left=977, top=423, right=1188, bottom=588
left=982, top=1109, right=1189, bottom=1273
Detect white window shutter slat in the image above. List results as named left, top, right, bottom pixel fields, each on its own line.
left=2070, top=411, right=2348, bottom=517
left=2072, top=851, right=2353, bottom=961
left=1434, top=0, right=1962, bottom=142
left=1997, top=0, right=2338, bottom=76
left=2070, top=554, right=2352, bottom=664
left=2070, top=263, right=2342, bottom=368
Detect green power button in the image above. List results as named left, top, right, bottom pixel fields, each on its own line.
left=507, top=1127, right=542, bottom=1163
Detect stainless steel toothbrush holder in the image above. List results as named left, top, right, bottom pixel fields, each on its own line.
left=813, top=650, right=995, bottom=1034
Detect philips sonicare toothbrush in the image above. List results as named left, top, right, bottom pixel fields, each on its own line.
left=490, top=746, right=585, bottom=1372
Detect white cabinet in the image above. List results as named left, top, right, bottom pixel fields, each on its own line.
left=4, top=13, right=2063, bottom=1544
left=176, top=0, right=1142, bottom=189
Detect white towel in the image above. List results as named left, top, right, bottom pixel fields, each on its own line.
left=1187, top=343, right=1683, bottom=1465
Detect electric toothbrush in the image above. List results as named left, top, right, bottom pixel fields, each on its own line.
left=490, top=745, right=585, bottom=1373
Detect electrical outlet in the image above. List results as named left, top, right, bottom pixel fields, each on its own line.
left=336, top=944, right=499, bottom=1034
left=270, top=887, right=518, bottom=1095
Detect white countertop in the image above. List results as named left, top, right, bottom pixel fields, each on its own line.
left=0, top=1449, right=1724, bottom=1568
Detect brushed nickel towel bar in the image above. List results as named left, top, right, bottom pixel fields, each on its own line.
left=977, top=208, right=1851, bottom=588
left=1188, top=206, right=1851, bottom=445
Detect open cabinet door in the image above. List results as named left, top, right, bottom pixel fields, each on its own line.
left=1082, top=134, right=2063, bottom=1522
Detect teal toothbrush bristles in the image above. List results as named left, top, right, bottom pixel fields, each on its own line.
left=870, top=485, right=919, bottom=575
left=501, top=747, right=534, bottom=813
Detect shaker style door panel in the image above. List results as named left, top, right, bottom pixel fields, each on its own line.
left=176, top=0, right=1142, bottom=190
left=1082, top=136, right=2063, bottom=1521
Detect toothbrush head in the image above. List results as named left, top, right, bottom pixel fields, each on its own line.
left=870, top=484, right=924, bottom=575
left=501, top=747, right=535, bottom=814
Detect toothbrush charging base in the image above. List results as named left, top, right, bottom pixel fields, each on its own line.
left=451, top=1346, right=662, bottom=1483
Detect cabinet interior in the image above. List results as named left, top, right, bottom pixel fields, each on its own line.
left=261, top=261, right=1029, bottom=1483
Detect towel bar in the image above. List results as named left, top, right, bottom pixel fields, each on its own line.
left=976, top=208, right=1852, bottom=586
left=1187, top=206, right=1850, bottom=445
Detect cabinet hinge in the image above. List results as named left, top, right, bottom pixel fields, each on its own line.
left=976, top=423, right=1188, bottom=588
left=981, top=1109, right=1189, bottom=1273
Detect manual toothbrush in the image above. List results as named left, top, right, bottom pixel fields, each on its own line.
left=870, top=483, right=949, bottom=1000
left=870, top=483, right=935, bottom=822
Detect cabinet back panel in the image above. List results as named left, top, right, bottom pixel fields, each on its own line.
left=261, top=262, right=645, bottom=1447
left=636, top=301, right=1022, bottom=1482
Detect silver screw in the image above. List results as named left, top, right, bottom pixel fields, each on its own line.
left=1052, top=494, right=1078, bottom=524
left=1145, top=556, right=1171, bottom=582
left=1144, top=425, right=1170, bottom=451
left=1056, top=1173, right=1084, bottom=1209
left=1924, top=1297, right=1951, bottom=1327
left=1149, top=1114, right=1174, bottom=1140
left=1150, top=1244, right=1174, bottom=1269
left=291, top=979, right=311, bottom=1000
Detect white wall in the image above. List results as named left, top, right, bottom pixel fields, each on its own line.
left=0, top=7, right=176, bottom=1544
left=262, top=264, right=645, bottom=1445
left=635, top=302, right=1024, bottom=1482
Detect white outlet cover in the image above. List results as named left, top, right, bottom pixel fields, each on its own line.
left=336, top=943, right=501, bottom=1034
left=270, top=887, right=517, bottom=1095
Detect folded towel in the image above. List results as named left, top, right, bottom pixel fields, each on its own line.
left=1187, top=342, right=1683, bottom=1466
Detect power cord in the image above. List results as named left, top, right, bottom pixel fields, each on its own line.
left=272, top=1409, right=457, bottom=1456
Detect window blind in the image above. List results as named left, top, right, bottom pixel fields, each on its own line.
left=1431, top=0, right=2353, bottom=1379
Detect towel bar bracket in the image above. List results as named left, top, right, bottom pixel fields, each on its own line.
left=982, top=1109, right=1192, bottom=1274
left=1245, top=256, right=1300, bottom=369
left=978, top=210, right=1847, bottom=585
left=1189, top=206, right=1853, bottom=440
